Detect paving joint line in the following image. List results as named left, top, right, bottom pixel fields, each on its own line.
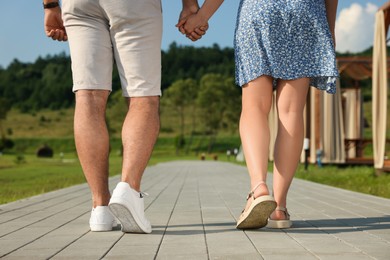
left=196, top=178, right=210, bottom=260
left=0, top=199, right=91, bottom=238
left=0, top=186, right=88, bottom=215
left=0, top=190, right=91, bottom=225
left=99, top=233, right=126, bottom=260
left=153, top=169, right=188, bottom=260
left=46, top=229, right=91, bottom=259
left=0, top=210, right=90, bottom=258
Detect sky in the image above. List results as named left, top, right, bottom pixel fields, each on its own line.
left=0, top=0, right=389, bottom=68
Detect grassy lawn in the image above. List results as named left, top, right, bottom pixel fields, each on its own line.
left=0, top=154, right=118, bottom=204
left=294, top=164, right=390, bottom=199
left=1, top=106, right=389, bottom=204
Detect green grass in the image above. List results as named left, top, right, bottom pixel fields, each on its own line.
left=4, top=109, right=74, bottom=138
left=294, top=164, right=390, bottom=199
left=0, top=159, right=84, bottom=204
left=0, top=154, right=120, bottom=204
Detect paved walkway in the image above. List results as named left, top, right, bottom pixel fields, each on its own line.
left=1, top=161, right=390, bottom=260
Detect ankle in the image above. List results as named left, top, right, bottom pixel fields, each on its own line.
left=92, top=193, right=111, bottom=208
left=270, top=206, right=289, bottom=220
left=120, top=178, right=141, bottom=192
left=250, top=181, right=270, bottom=198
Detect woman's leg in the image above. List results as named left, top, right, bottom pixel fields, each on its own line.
left=240, top=75, right=274, bottom=210
left=272, top=78, right=310, bottom=219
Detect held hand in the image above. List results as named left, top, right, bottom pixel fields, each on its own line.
left=182, top=14, right=209, bottom=42
left=177, top=16, right=209, bottom=41
left=187, top=25, right=209, bottom=42
left=177, top=4, right=200, bottom=35
left=44, top=7, right=67, bottom=42
left=177, top=5, right=208, bottom=41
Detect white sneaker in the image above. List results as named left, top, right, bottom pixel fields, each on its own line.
left=109, top=182, right=152, bottom=234
left=89, top=206, right=117, bottom=232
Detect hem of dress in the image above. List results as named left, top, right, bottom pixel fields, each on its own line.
left=236, top=73, right=338, bottom=94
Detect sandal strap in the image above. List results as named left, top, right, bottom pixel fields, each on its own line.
left=246, top=181, right=266, bottom=200
left=275, top=206, right=290, bottom=218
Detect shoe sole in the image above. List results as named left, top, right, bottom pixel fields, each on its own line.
left=267, top=219, right=292, bottom=229
left=109, top=202, right=151, bottom=234
left=236, top=195, right=276, bottom=230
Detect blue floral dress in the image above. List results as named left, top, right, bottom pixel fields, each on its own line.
left=234, top=0, right=338, bottom=94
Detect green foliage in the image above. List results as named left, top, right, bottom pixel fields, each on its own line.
left=161, top=42, right=234, bottom=90
left=163, top=78, right=198, bottom=136
left=0, top=97, right=13, bottom=150
left=174, top=134, right=186, bottom=154
left=14, top=154, right=26, bottom=164
left=0, top=97, right=11, bottom=120
left=0, top=138, right=14, bottom=152
left=0, top=44, right=234, bottom=112
left=0, top=43, right=382, bottom=120
left=106, top=90, right=128, bottom=135
left=197, top=74, right=241, bottom=136
left=9, top=138, right=76, bottom=154
left=0, top=54, right=73, bottom=111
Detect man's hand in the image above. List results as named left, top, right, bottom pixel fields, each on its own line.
left=177, top=16, right=208, bottom=41
left=177, top=15, right=208, bottom=42
left=177, top=3, right=208, bottom=41
left=44, top=7, right=67, bottom=42
left=177, top=3, right=199, bottom=35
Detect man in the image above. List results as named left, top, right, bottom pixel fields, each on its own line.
left=43, top=0, right=205, bottom=233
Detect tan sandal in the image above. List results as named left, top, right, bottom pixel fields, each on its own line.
left=236, top=182, right=276, bottom=229
left=266, top=206, right=292, bottom=229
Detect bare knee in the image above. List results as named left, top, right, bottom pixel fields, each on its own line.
left=241, top=76, right=273, bottom=115
left=128, top=96, right=160, bottom=113
left=276, top=78, right=309, bottom=117
left=76, top=90, right=110, bottom=107
left=75, top=90, right=110, bottom=117
left=277, top=103, right=304, bottom=125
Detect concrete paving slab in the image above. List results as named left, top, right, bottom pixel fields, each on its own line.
left=0, top=161, right=389, bottom=259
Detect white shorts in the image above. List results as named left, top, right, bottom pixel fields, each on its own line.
left=62, top=0, right=162, bottom=97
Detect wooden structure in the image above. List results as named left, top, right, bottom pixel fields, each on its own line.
left=372, top=2, right=390, bottom=172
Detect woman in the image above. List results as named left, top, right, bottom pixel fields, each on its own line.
left=179, top=0, right=338, bottom=229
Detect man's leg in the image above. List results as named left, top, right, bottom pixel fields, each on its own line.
left=121, top=96, right=160, bottom=191
left=105, top=0, right=162, bottom=233
left=108, top=96, right=159, bottom=234
left=74, top=90, right=111, bottom=207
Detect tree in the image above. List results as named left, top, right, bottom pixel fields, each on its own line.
left=197, top=74, right=241, bottom=152
left=0, top=97, right=12, bottom=151
left=163, top=78, right=198, bottom=153
left=220, top=77, right=242, bottom=133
